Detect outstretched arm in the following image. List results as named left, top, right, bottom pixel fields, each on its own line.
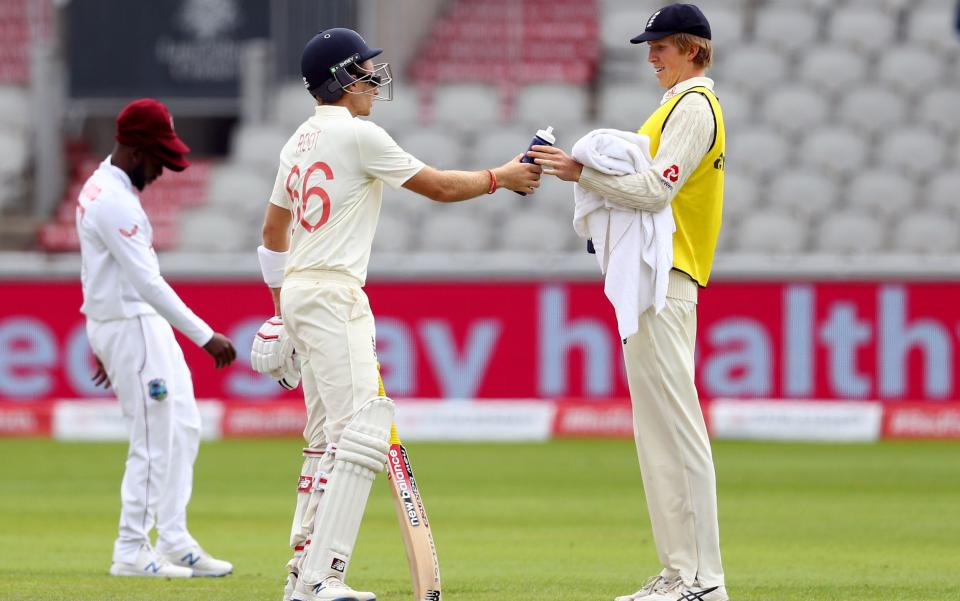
left=402, top=156, right=541, bottom=202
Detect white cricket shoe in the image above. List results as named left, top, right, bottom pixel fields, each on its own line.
left=615, top=574, right=680, bottom=601
left=109, top=543, right=193, bottom=578
left=291, top=576, right=376, bottom=601
left=162, top=544, right=233, bottom=577
left=646, top=580, right=729, bottom=601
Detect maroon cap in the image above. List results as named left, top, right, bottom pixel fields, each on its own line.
left=115, top=98, right=190, bottom=172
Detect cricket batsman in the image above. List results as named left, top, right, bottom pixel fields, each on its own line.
left=78, top=98, right=237, bottom=578
left=528, top=4, right=729, bottom=600
left=249, top=28, right=540, bottom=601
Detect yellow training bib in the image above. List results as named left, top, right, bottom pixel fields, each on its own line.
left=639, top=86, right=725, bottom=286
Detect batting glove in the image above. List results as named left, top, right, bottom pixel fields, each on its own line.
left=273, top=350, right=301, bottom=390
left=251, top=316, right=295, bottom=374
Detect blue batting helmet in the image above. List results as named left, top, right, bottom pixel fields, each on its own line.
left=301, top=28, right=384, bottom=103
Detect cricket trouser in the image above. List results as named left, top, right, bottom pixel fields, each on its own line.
left=281, top=270, right=383, bottom=583
left=280, top=270, right=381, bottom=448
left=86, top=314, right=201, bottom=564
left=622, top=270, right=724, bottom=588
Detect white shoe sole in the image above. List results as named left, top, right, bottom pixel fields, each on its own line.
left=109, top=564, right=192, bottom=578
left=190, top=567, right=233, bottom=577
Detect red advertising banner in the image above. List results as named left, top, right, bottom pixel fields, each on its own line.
left=2, top=280, right=960, bottom=402
left=882, top=402, right=960, bottom=439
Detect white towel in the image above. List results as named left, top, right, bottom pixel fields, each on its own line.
left=571, top=129, right=675, bottom=340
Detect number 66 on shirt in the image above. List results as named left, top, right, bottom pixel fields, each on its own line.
left=284, top=161, right=333, bottom=233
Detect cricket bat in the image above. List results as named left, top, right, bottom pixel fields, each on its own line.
left=378, top=368, right=441, bottom=601
left=386, top=423, right=441, bottom=601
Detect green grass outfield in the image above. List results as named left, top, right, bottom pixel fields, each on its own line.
left=1, top=438, right=959, bottom=601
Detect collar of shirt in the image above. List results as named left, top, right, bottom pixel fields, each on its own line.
left=313, top=105, right=353, bottom=119
left=99, top=156, right=135, bottom=192
left=660, top=76, right=715, bottom=105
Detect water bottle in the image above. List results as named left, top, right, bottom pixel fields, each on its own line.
left=516, top=125, right=556, bottom=196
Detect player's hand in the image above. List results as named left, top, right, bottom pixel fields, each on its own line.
left=204, top=333, right=237, bottom=368
left=527, top=145, right=583, bottom=182
left=493, top=154, right=541, bottom=194
left=251, top=316, right=295, bottom=374
left=91, top=355, right=110, bottom=389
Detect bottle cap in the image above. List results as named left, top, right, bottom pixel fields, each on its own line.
left=536, top=126, right=556, bottom=145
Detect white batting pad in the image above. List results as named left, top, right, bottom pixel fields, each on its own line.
left=298, top=397, right=394, bottom=586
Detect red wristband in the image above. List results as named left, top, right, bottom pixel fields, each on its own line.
left=486, top=169, right=497, bottom=194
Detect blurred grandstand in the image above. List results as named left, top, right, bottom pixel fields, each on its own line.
left=0, top=0, right=957, bottom=277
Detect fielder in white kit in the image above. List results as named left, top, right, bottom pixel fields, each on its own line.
left=78, top=98, right=237, bottom=578
left=249, top=28, right=540, bottom=601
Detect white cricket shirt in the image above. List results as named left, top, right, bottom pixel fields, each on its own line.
left=76, top=158, right=213, bottom=347
left=268, top=105, right=425, bottom=285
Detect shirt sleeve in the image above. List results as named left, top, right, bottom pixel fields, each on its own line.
left=578, top=92, right=715, bottom=212
left=268, top=165, right=292, bottom=210
left=93, top=200, right=214, bottom=347
left=356, top=122, right=425, bottom=189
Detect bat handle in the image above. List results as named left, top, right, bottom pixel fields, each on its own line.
left=390, top=422, right=401, bottom=445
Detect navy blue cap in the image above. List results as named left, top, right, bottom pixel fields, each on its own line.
left=630, top=3, right=712, bottom=44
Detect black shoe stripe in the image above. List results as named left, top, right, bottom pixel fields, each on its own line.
left=679, top=586, right=719, bottom=601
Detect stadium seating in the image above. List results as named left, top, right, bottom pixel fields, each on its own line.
left=893, top=211, right=960, bottom=254
left=514, top=83, right=590, bottom=127
left=81, top=0, right=955, bottom=258
left=828, top=7, right=896, bottom=52
left=878, top=129, right=948, bottom=179
left=907, top=5, right=960, bottom=54
left=369, top=85, right=424, bottom=133
left=395, top=130, right=464, bottom=170
left=372, top=211, right=415, bottom=253
left=719, top=45, right=789, bottom=93
left=230, top=125, right=290, bottom=175
left=699, top=6, right=746, bottom=50
left=272, top=82, right=315, bottom=132
left=798, top=45, right=869, bottom=93
left=501, top=212, right=575, bottom=253
left=178, top=209, right=249, bottom=253
left=737, top=211, right=807, bottom=253
left=726, top=126, right=790, bottom=177
left=432, top=83, right=502, bottom=128
left=837, top=87, right=907, bottom=136
left=760, top=86, right=829, bottom=136
left=875, top=45, right=944, bottom=93
left=926, top=172, right=960, bottom=217
left=420, top=211, right=491, bottom=252
left=918, top=90, right=960, bottom=135
left=753, top=7, right=818, bottom=51
left=799, top=127, right=869, bottom=177
left=766, top=171, right=837, bottom=218
left=815, top=211, right=886, bottom=254
left=722, top=172, right=759, bottom=221
left=846, top=171, right=916, bottom=219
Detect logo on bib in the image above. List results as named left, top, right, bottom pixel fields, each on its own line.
left=662, top=164, right=680, bottom=183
